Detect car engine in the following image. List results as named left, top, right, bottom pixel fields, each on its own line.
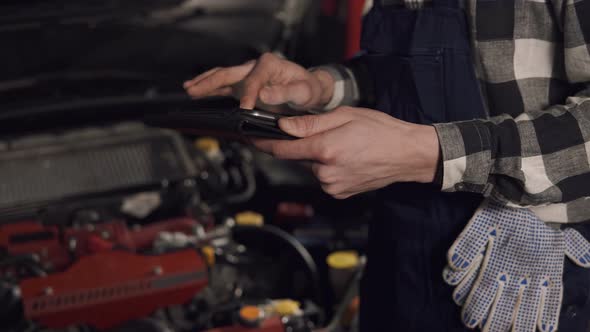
left=0, top=123, right=367, bottom=332
left=0, top=1, right=367, bottom=331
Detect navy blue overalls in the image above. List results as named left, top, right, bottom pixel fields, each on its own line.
left=357, top=0, right=590, bottom=331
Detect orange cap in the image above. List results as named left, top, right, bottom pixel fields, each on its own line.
left=239, top=305, right=262, bottom=325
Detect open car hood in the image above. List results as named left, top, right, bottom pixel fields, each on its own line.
left=0, top=0, right=183, bottom=26
left=0, top=0, right=315, bottom=135
left=0, top=0, right=305, bottom=122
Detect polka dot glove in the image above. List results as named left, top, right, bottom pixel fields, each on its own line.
left=442, top=199, right=590, bottom=332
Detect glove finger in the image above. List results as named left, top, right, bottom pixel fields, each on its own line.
left=444, top=253, right=484, bottom=305
left=461, top=260, right=499, bottom=329
left=537, top=278, right=562, bottom=332
left=453, top=261, right=482, bottom=306
left=512, top=277, right=540, bottom=332
left=564, top=228, right=590, bottom=267
left=483, top=274, right=518, bottom=332
left=444, top=251, right=483, bottom=284
left=448, top=200, right=495, bottom=271
left=443, top=265, right=470, bottom=286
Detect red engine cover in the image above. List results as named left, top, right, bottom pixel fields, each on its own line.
left=0, top=218, right=199, bottom=272
left=0, top=222, right=69, bottom=272
left=19, top=249, right=208, bottom=330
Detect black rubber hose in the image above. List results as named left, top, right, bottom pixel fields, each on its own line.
left=224, top=164, right=256, bottom=204
left=232, top=225, right=324, bottom=317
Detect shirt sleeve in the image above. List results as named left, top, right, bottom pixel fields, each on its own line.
left=309, top=64, right=360, bottom=111
left=308, top=54, right=375, bottom=111
left=433, top=0, right=590, bottom=208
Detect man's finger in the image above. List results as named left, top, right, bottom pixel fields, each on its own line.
left=240, top=53, right=281, bottom=109
left=189, top=87, right=233, bottom=99
left=279, top=109, right=354, bottom=138
left=183, top=67, right=221, bottom=88
left=311, top=163, right=338, bottom=184
left=240, top=65, right=271, bottom=109
left=251, top=136, right=321, bottom=161
left=186, top=61, right=255, bottom=98
left=320, top=183, right=341, bottom=197
left=185, top=68, right=238, bottom=97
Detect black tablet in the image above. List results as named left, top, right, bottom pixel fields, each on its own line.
left=145, top=107, right=297, bottom=140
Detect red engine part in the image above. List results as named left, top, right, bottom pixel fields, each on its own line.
left=0, top=218, right=199, bottom=272
left=0, top=222, right=69, bottom=272
left=19, top=249, right=208, bottom=330
left=275, top=202, right=314, bottom=224
left=66, top=217, right=198, bottom=256
left=204, top=317, right=285, bottom=332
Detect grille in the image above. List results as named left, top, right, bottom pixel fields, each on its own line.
left=0, top=124, right=195, bottom=219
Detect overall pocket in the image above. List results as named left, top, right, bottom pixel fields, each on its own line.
left=364, top=49, right=447, bottom=125
left=406, top=49, right=449, bottom=124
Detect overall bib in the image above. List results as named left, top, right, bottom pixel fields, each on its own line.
left=358, top=0, right=590, bottom=331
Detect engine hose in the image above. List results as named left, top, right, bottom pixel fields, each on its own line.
left=232, top=225, right=324, bottom=320
left=323, top=256, right=366, bottom=332
left=224, top=164, right=256, bottom=204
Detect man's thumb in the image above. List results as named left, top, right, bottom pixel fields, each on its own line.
left=279, top=111, right=352, bottom=138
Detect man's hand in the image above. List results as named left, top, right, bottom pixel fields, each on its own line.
left=253, top=107, right=440, bottom=199
left=183, top=52, right=334, bottom=110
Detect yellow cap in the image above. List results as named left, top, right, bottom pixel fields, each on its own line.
left=194, top=137, right=220, bottom=154
left=327, top=251, right=359, bottom=270
left=273, top=299, right=301, bottom=316
left=235, top=211, right=264, bottom=227
left=202, top=246, right=215, bottom=266
left=239, top=305, right=262, bottom=324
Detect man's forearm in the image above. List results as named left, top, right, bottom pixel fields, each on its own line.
left=434, top=89, right=590, bottom=223
left=312, top=60, right=443, bottom=187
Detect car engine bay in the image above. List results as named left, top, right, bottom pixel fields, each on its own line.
left=0, top=1, right=367, bottom=331
left=0, top=123, right=369, bottom=332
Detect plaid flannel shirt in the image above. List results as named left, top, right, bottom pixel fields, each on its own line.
left=320, top=0, right=590, bottom=223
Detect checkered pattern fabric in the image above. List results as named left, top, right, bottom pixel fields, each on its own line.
left=323, top=0, right=590, bottom=223
left=443, top=199, right=590, bottom=332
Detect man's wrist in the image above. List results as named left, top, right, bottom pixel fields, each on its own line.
left=311, top=69, right=335, bottom=107
left=432, top=145, right=444, bottom=189
left=309, top=64, right=358, bottom=111
left=411, top=125, right=441, bottom=184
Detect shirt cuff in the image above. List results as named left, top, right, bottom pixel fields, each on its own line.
left=433, top=121, right=494, bottom=195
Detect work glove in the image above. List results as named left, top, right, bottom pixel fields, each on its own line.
left=442, top=199, right=590, bottom=332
